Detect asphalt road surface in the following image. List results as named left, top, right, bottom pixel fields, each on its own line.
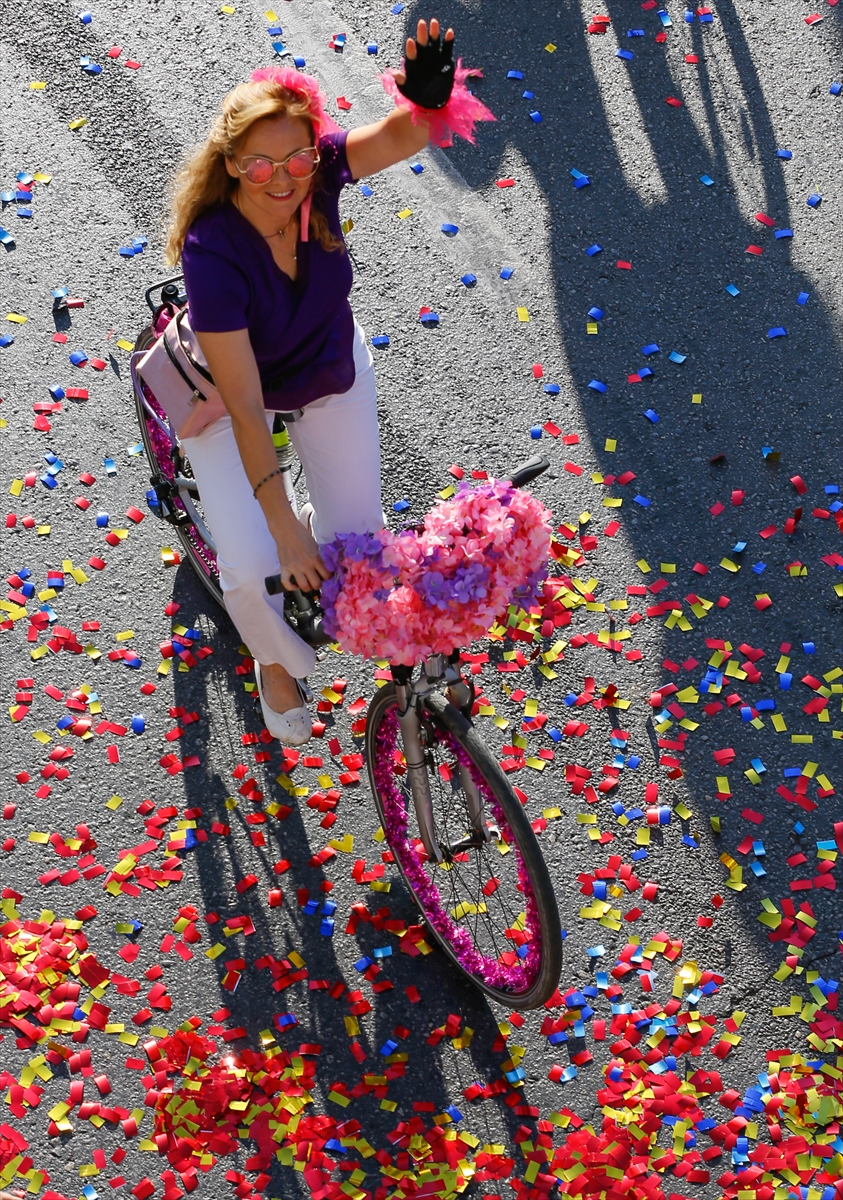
left=1, top=1, right=842, bottom=1198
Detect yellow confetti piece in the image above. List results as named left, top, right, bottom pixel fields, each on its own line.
left=329, top=834, right=354, bottom=853
left=438, top=485, right=456, bottom=499
left=6, top=313, right=27, bottom=324
left=545, top=42, right=557, bottom=51
left=516, top=306, right=530, bottom=322
left=636, top=559, right=651, bottom=573
left=220, top=3, right=236, bottom=11
left=605, top=438, right=617, bottom=452
left=587, top=321, right=599, bottom=335
left=37, top=525, right=51, bottom=536
left=205, top=943, right=225, bottom=960
left=30, top=82, right=47, bottom=90
left=33, top=172, right=51, bottom=184
left=397, top=208, right=413, bottom=219
left=105, top=795, right=123, bottom=811
left=115, top=338, right=135, bottom=351
left=10, top=479, right=23, bottom=497
left=68, top=117, right=87, bottom=130
left=115, top=630, right=134, bottom=641
left=265, top=9, right=278, bottom=18
left=692, top=392, right=702, bottom=404
left=341, top=218, right=353, bottom=234
left=28, top=832, right=50, bottom=844
left=792, top=734, right=814, bottom=744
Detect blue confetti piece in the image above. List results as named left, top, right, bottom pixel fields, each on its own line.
left=831, top=81, right=842, bottom=95
left=586, top=243, right=602, bottom=256
left=69, top=350, right=88, bottom=366
left=616, top=49, right=634, bottom=60
left=16, top=208, right=32, bottom=218
left=104, top=457, right=117, bottom=475
left=752, top=562, right=766, bottom=575
left=371, top=334, right=389, bottom=347
left=807, top=193, right=822, bottom=207
left=441, top=222, right=459, bottom=236
left=15, top=189, right=32, bottom=201
left=359, top=184, right=373, bottom=197
left=500, top=266, right=514, bottom=279
left=275, top=1012, right=297, bottom=1028
left=797, top=291, right=809, bottom=305
left=461, top=273, right=476, bottom=287
left=774, top=228, right=793, bottom=239
left=393, top=499, right=410, bottom=512
left=507, top=70, right=524, bottom=80
left=367, top=42, right=378, bottom=54
left=638, top=367, right=653, bottom=379
left=131, top=715, right=145, bottom=734
left=700, top=174, right=714, bottom=186
left=419, top=311, right=439, bottom=326
left=293, top=56, right=306, bottom=68
left=643, top=409, right=659, bottom=423
left=669, top=350, right=687, bottom=363
left=302, top=899, right=319, bottom=915
left=588, top=379, right=607, bottom=393
left=725, top=283, right=740, bottom=296
left=732, top=540, right=747, bottom=552
left=586, top=945, right=606, bottom=958
left=543, top=383, right=560, bottom=394
left=95, top=512, right=109, bottom=527
left=373, top=945, right=392, bottom=958
left=354, top=956, right=373, bottom=972
left=779, top=672, right=792, bottom=690
left=529, top=110, right=543, bottom=122
left=267, top=25, right=282, bottom=34
left=81, top=1188, right=97, bottom=1200
left=777, top=148, right=792, bottom=159
left=803, top=641, right=816, bottom=653
left=825, top=483, right=839, bottom=494
left=522, top=90, right=534, bottom=100
left=0, top=228, right=15, bottom=246
left=768, top=327, right=787, bottom=338
left=633, top=494, right=651, bottom=506
left=271, top=42, right=286, bottom=54
left=82, top=63, right=102, bottom=74
left=0, top=191, right=14, bottom=202
left=79, top=10, right=93, bottom=22
left=642, top=343, right=660, bottom=356
left=16, top=172, right=33, bottom=185
left=40, top=474, right=58, bottom=489
left=319, top=919, right=334, bottom=936
left=0, top=335, right=13, bottom=348
left=588, top=306, right=604, bottom=320
left=118, top=246, right=137, bottom=257
left=627, top=28, right=645, bottom=36
left=699, top=10, right=713, bottom=20
left=380, top=1038, right=399, bottom=1056
left=409, top=162, right=423, bottom=174
left=530, top=426, right=542, bottom=439
left=658, top=9, right=673, bottom=26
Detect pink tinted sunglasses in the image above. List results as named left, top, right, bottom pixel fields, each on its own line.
left=233, top=147, right=320, bottom=184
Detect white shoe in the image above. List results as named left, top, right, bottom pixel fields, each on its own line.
left=254, top=663, right=312, bottom=746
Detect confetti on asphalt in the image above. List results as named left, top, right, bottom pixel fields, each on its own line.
left=1, top=2, right=842, bottom=1199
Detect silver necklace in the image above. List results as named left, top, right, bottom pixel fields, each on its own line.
left=234, top=195, right=297, bottom=258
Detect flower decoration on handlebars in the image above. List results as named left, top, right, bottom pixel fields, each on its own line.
left=320, top=481, right=552, bottom=664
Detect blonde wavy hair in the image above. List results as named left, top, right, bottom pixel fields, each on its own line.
left=164, top=78, right=343, bottom=266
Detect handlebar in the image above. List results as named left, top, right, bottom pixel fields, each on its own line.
left=507, top=454, right=550, bottom=488
left=144, top=273, right=185, bottom=314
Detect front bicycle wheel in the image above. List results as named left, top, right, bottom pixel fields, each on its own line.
left=365, top=684, right=562, bottom=1010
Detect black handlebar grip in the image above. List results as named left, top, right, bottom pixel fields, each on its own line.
left=265, top=574, right=284, bottom=595
left=508, top=455, right=551, bottom=489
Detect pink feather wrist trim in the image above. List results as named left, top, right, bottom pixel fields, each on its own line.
left=380, top=59, right=496, bottom=148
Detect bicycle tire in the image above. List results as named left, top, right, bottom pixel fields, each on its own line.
left=365, top=683, right=562, bottom=1010
left=133, top=324, right=224, bottom=609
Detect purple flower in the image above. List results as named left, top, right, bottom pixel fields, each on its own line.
left=415, top=571, right=454, bottom=611
left=340, top=531, right=384, bottom=563
left=452, top=561, right=489, bottom=603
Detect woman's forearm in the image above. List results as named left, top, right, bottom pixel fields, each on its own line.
left=229, top=406, right=299, bottom=541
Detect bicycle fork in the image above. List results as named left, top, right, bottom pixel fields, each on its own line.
left=394, top=661, right=492, bottom=864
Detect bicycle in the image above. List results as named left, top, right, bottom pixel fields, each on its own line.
left=133, top=277, right=563, bottom=1009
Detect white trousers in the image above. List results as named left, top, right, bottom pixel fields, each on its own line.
left=182, top=359, right=382, bottom=679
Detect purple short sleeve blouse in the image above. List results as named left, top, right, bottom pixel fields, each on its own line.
left=181, top=131, right=356, bottom=412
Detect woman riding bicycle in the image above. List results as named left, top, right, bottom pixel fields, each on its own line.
left=162, top=17, right=493, bottom=746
